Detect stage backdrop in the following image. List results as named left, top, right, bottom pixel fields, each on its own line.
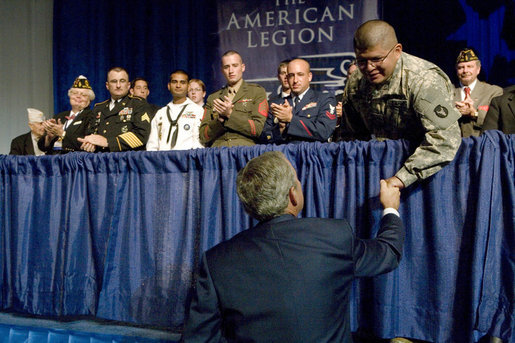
left=214, top=0, right=378, bottom=96
left=52, top=0, right=514, bottom=114
left=0, top=132, right=513, bottom=342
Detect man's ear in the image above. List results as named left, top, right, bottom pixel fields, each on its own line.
left=130, top=88, right=134, bottom=96
left=289, top=186, right=298, bottom=207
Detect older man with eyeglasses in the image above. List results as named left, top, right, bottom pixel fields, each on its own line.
left=334, top=20, right=461, bottom=191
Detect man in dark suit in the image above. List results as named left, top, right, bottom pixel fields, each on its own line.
left=38, top=75, right=95, bottom=154
left=9, top=108, right=46, bottom=156
left=183, top=151, right=404, bottom=342
left=481, top=85, right=515, bottom=134
left=260, top=58, right=336, bottom=144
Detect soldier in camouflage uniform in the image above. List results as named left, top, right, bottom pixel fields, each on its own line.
left=335, top=20, right=461, bottom=189
left=79, top=67, right=151, bottom=152
left=199, top=50, right=268, bottom=147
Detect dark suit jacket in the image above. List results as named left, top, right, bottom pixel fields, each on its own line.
left=481, top=85, right=515, bottom=134
left=260, top=88, right=336, bottom=144
left=38, top=109, right=93, bottom=153
left=9, top=132, right=35, bottom=155
left=184, top=213, right=404, bottom=343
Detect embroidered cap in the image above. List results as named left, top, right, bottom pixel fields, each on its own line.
left=456, top=49, right=479, bottom=64
left=72, top=75, right=92, bottom=90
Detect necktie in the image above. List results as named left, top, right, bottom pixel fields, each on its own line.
left=294, top=96, right=300, bottom=109
left=109, top=99, right=119, bottom=111
left=227, top=87, right=236, bottom=101
left=464, top=87, right=471, bottom=99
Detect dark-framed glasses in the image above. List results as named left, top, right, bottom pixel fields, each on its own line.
left=356, top=45, right=397, bottom=68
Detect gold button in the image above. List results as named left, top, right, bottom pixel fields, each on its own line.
left=103, top=130, right=107, bottom=133
left=307, top=114, right=311, bottom=118
left=106, top=121, right=109, bottom=125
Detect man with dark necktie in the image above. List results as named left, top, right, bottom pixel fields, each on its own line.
left=260, top=58, right=336, bottom=144
left=78, top=67, right=151, bottom=152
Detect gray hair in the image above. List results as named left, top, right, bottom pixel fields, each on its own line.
left=236, top=151, right=297, bottom=222
left=68, top=87, right=95, bottom=101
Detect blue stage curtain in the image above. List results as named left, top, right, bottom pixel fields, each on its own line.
left=0, top=133, right=513, bottom=342
left=52, top=0, right=219, bottom=113
left=0, top=323, right=178, bottom=343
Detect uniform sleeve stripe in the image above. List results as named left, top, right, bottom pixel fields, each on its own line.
left=119, top=132, right=143, bottom=148
left=248, top=120, right=256, bottom=136
left=203, top=126, right=210, bottom=140
left=258, top=99, right=268, bottom=117
left=299, top=120, right=313, bottom=136
left=326, top=111, right=336, bottom=120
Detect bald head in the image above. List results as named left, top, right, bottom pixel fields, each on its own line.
left=353, top=20, right=398, bottom=52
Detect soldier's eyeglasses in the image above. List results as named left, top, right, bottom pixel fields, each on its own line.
left=356, top=45, right=397, bottom=68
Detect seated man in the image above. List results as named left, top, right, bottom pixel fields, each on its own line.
left=9, top=108, right=46, bottom=156
left=130, top=77, right=161, bottom=118
left=481, top=85, right=515, bottom=134
left=79, top=67, right=151, bottom=152
left=453, top=48, right=503, bottom=137
left=183, top=151, right=404, bottom=342
left=260, top=58, right=336, bottom=144
left=38, top=75, right=95, bottom=154
left=146, top=70, right=204, bottom=151
left=268, top=59, right=291, bottom=104
left=199, top=50, right=268, bottom=147
left=335, top=20, right=462, bottom=189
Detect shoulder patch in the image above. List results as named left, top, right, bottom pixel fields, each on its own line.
left=434, top=105, right=448, bottom=118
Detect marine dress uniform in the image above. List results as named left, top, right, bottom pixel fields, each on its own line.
left=199, top=80, right=268, bottom=147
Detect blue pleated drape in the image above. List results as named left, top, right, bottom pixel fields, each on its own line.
left=0, top=132, right=513, bottom=342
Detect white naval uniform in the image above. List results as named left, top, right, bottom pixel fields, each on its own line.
left=146, top=98, right=204, bottom=151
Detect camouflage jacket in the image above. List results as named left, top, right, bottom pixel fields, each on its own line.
left=338, top=52, right=461, bottom=187
left=200, top=81, right=268, bottom=147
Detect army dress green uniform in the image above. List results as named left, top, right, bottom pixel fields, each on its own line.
left=338, top=52, right=462, bottom=187
left=89, top=94, right=151, bottom=151
left=200, top=80, right=268, bottom=147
